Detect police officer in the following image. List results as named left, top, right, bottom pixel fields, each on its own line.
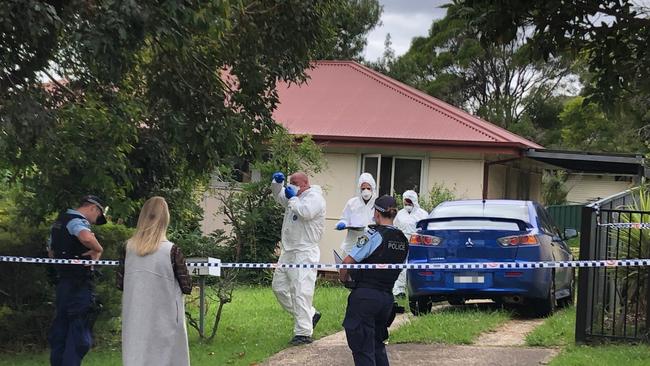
left=48, top=195, right=107, bottom=366
left=339, top=195, right=409, bottom=366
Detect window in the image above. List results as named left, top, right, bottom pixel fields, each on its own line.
left=432, top=202, right=530, bottom=223
left=362, top=154, right=423, bottom=195
left=427, top=220, right=521, bottom=231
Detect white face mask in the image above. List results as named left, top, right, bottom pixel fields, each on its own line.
left=287, top=183, right=300, bottom=194
left=361, top=188, right=372, bottom=200
left=405, top=205, right=413, bottom=213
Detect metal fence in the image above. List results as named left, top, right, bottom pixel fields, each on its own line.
left=547, top=204, right=583, bottom=234
left=575, top=188, right=650, bottom=343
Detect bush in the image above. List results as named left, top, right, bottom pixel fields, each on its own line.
left=0, top=218, right=132, bottom=351
left=542, top=170, right=568, bottom=205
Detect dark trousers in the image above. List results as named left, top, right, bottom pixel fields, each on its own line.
left=343, top=287, right=394, bottom=366
left=49, top=279, right=93, bottom=366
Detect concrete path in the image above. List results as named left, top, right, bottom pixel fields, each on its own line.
left=261, top=307, right=558, bottom=366
left=475, top=318, right=546, bottom=347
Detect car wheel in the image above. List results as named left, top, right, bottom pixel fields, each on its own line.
left=409, top=296, right=432, bottom=316
left=533, top=271, right=556, bottom=317
left=448, top=297, right=466, bottom=306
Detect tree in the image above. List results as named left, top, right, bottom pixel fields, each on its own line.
left=382, top=3, right=573, bottom=129
left=558, top=96, right=644, bottom=152
left=317, top=0, right=382, bottom=60
left=0, top=0, right=343, bottom=224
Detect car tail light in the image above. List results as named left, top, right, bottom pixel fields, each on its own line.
left=497, top=234, right=538, bottom=246
left=409, top=234, right=442, bottom=246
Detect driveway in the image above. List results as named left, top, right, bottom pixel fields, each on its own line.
left=261, top=308, right=558, bottom=366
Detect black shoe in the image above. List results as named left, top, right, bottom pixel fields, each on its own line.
left=312, top=311, right=321, bottom=329
left=289, top=335, right=313, bottom=346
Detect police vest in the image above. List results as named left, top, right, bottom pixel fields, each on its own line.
left=350, top=225, right=409, bottom=292
left=50, top=212, right=92, bottom=279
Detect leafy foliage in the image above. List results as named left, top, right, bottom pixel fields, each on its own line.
left=0, top=0, right=353, bottom=227
left=317, top=0, right=382, bottom=60
left=542, top=171, right=568, bottom=206
left=451, top=0, right=650, bottom=106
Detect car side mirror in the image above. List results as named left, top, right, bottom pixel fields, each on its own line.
left=563, top=228, right=578, bottom=240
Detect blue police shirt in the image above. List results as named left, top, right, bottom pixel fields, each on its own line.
left=46, top=209, right=92, bottom=250
left=349, top=227, right=384, bottom=262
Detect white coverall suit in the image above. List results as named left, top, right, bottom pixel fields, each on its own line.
left=271, top=180, right=326, bottom=337
left=338, top=173, right=377, bottom=255
left=392, top=190, right=429, bottom=296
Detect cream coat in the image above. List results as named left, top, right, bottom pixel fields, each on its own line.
left=121, top=241, right=190, bottom=366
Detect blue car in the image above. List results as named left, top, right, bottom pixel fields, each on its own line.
left=407, top=199, right=576, bottom=317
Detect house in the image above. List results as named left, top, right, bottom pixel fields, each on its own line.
left=201, top=61, right=553, bottom=262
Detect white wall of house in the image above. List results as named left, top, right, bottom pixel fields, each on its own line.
left=312, top=152, right=359, bottom=261
left=199, top=186, right=234, bottom=235
left=487, top=164, right=507, bottom=199
left=427, top=158, right=484, bottom=199
left=565, top=173, right=635, bottom=204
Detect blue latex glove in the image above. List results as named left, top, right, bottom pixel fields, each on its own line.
left=335, top=222, right=346, bottom=230
left=284, top=185, right=296, bottom=199
left=272, top=172, right=285, bottom=183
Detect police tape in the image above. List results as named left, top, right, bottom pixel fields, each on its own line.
left=1, top=255, right=650, bottom=270
left=597, top=222, right=650, bottom=229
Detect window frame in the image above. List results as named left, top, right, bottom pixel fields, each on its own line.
left=361, top=154, right=424, bottom=195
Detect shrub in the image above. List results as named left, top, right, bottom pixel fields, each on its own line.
left=542, top=170, right=568, bottom=205
left=0, top=218, right=132, bottom=351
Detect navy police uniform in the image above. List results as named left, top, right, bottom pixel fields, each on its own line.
left=343, top=224, right=409, bottom=366
left=48, top=210, right=97, bottom=366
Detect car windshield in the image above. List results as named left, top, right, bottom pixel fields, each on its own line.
left=428, top=202, right=530, bottom=231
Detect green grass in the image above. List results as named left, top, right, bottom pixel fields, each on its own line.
left=526, top=307, right=576, bottom=347
left=567, top=236, right=580, bottom=249
left=549, top=344, right=650, bottom=366
left=527, top=306, right=650, bottom=365
left=0, top=285, right=350, bottom=366
left=389, top=305, right=511, bottom=345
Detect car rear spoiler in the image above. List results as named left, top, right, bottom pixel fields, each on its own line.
left=416, top=217, right=532, bottom=231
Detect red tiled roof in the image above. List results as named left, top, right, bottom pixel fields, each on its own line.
left=273, top=61, right=542, bottom=150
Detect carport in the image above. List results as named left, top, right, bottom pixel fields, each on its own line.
left=524, top=149, right=647, bottom=177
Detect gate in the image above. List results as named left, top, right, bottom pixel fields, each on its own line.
left=575, top=188, right=650, bottom=343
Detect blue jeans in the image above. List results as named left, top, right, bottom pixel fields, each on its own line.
left=49, top=279, right=94, bottom=366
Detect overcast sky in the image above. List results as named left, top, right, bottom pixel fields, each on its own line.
left=363, top=0, right=449, bottom=61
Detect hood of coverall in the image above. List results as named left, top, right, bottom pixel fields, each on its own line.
left=357, top=173, right=377, bottom=200
left=402, top=190, right=421, bottom=211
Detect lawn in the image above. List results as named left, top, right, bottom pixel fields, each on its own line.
left=0, top=284, right=350, bottom=366
left=389, top=304, right=511, bottom=345
left=526, top=307, right=576, bottom=347
left=526, top=306, right=650, bottom=366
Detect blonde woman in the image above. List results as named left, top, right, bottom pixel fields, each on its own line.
left=117, top=197, right=192, bottom=366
